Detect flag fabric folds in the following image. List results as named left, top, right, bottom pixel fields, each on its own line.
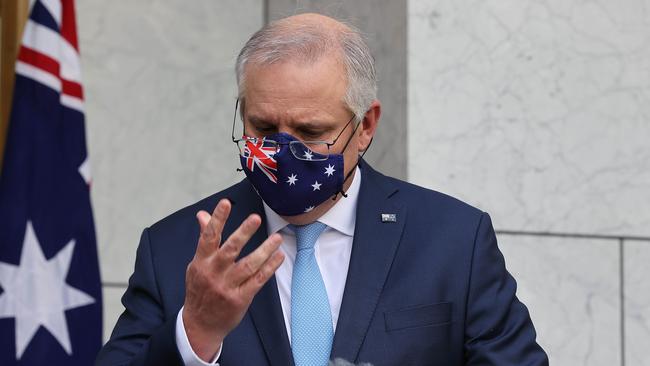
left=0, top=0, right=103, bottom=364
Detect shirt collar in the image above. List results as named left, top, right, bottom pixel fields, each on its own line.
left=263, top=166, right=361, bottom=237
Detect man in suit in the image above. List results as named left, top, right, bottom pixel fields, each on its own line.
left=96, top=13, right=548, bottom=366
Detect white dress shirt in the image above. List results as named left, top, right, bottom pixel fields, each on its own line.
left=176, top=167, right=361, bottom=365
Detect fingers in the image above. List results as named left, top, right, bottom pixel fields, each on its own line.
left=195, top=211, right=212, bottom=258
left=240, top=247, right=285, bottom=297
left=217, top=214, right=262, bottom=261
left=206, top=199, right=231, bottom=240
left=211, top=199, right=232, bottom=236
left=229, top=233, right=283, bottom=285
left=195, top=199, right=231, bottom=258
left=196, top=211, right=211, bottom=232
left=194, top=201, right=284, bottom=299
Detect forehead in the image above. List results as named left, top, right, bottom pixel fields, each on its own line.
left=242, top=56, right=349, bottom=122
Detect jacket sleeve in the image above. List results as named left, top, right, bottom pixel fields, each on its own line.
left=464, top=213, right=549, bottom=365
left=95, top=228, right=184, bottom=366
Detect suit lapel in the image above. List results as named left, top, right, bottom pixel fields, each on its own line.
left=227, top=181, right=294, bottom=366
left=330, top=163, right=406, bottom=362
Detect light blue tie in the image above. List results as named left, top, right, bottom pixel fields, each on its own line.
left=290, top=222, right=333, bottom=366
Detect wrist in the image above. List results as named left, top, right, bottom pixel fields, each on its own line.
left=182, top=307, right=225, bottom=362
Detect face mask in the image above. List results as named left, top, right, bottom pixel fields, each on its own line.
left=238, top=131, right=353, bottom=216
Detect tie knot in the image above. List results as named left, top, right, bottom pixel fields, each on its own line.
left=289, top=222, right=327, bottom=251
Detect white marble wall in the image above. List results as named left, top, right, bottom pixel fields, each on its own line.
left=409, top=0, right=650, bottom=364
left=499, top=236, right=620, bottom=366
left=408, top=0, right=650, bottom=236
left=77, top=0, right=263, bottom=341
left=625, top=242, right=650, bottom=366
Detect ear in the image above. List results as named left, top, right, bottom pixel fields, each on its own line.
left=357, top=100, right=381, bottom=153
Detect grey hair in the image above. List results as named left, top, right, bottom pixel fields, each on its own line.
left=235, top=18, right=377, bottom=122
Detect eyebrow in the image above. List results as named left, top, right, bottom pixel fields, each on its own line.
left=247, top=115, right=276, bottom=128
left=295, top=121, right=333, bottom=130
left=247, top=115, right=336, bottom=132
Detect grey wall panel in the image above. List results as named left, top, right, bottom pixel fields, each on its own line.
left=499, top=235, right=621, bottom=365
left=409, top=0, right=650, bottom=237
left=625, top=242, right=650, bottom=366
left=79, top=0, right=263, bottom=285
left=78, top=0, right=264, bottom=338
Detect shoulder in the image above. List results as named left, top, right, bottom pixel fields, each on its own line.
left=146, top=179, right=254, bottom=243
left=362, top=162, right=485, bottom=221
left=359, top=162, right=490, bottom=249
left=401, top=178, right=483, bottom=219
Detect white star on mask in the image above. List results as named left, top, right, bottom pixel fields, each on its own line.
left=324, top=164, right=336, bottom=177
left=311, top=181, right=322, bottom=191
left=303, top=150, right=314, bottom=160
left=0, top=221, right=95, bottom=359
left=286, top=174, right=298, bottom=185
left=304, top=206, right=315, bottom=213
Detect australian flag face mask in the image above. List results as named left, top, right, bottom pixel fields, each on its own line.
left=238, top=132, right=348, bottom=216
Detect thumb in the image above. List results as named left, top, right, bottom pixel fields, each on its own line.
left=196, top=210, right=211, bottom=233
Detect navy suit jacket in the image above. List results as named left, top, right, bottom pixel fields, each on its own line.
left=96, top=162, right=548, bottom=365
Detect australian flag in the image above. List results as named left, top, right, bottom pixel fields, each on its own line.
left=0, top=0, right=103, bottom=364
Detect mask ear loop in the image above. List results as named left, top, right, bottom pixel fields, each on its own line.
left=233, top=98, right=246, bottom=173
left=332, top=120, right=373, bottom=200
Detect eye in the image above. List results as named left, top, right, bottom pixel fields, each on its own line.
left=248, top=125, right=277, bottom=137
left=256, top=126, right=276, bottom=134
left=246, top=116, right=277, bottom=136
left=295, top=125, right=332, bottom=140
left=299, top=130, right=324, bottom=140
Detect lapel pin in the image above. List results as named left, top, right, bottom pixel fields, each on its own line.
left=381, top=213, right=397, bottom=223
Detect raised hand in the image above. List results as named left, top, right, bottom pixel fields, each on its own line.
left=182, top=199, right=284, bottom=361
